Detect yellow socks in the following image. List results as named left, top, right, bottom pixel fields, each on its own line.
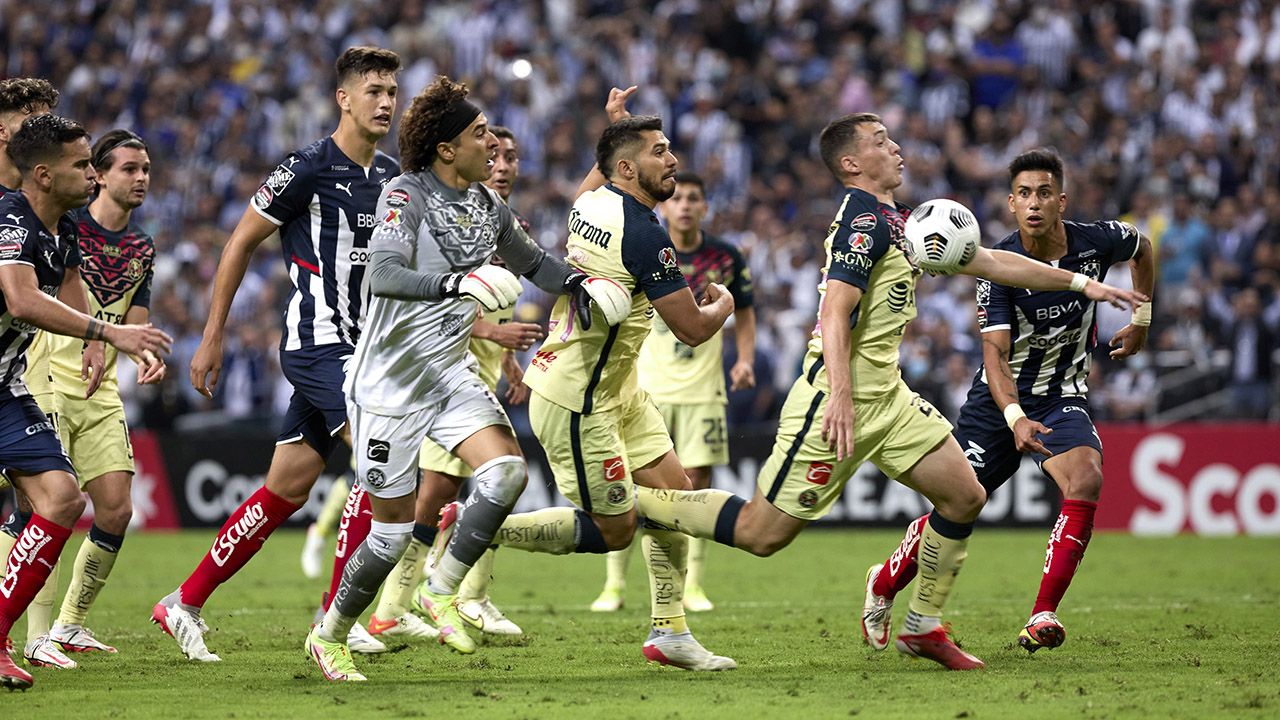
left=457, top=547, right=496, bottom=602
left=634, top=486, right=745, bottom=546
left=57, top=532, right=120, bottom=626
left=643, top=527, right=688, bottom=634
left=905, top=518, right=970, bottom=630
left=314, top=477, right=351, bottom=537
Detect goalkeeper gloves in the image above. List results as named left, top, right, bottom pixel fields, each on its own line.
left=442, top=264, right=523, bottom=312
left=564, top=274, right=630, bottom=330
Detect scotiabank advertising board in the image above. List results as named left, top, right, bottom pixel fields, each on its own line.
left=1094, top=424, right=1280, bottom=536
left=120, top=423, right=1279, bottom=536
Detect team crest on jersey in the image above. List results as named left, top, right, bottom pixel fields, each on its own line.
left=849, top=232, right=873, bottom=253
left=1080, top=260, right=1101, bottom=279
left=798, top=489, right=819, bottom=509
left=850, top=212, right=877, bottom=232
left=658, top=247, right=678, bottom=270
left=266, top=163, right=296, bottom=193
left=365, top=468, right=386, bottom=489
left=429, top=198, right=498, bottom=268
left=386, top=189, right=410, bottom=208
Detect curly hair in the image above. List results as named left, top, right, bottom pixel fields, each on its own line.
left=7, top=114, right=88, bottom=175
left=398, top=76, right=471, bottom=173
left=0, top=78, right=60, bottom=116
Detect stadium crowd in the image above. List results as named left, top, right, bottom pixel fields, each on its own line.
left=3, top=0, right=1277, bottom=428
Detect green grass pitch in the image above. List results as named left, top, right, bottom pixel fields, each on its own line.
left=9, top=528, right=1279, bottom=718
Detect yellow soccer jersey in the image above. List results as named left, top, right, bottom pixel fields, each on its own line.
left=804, top=187, right=918, bottom=401
left=48, top=207, right=155, bottom=395
left=23, top=331, right=54, bottom=398
left=637, top=234, right=753, bottom=405
left=469, top=303, right=515, bottom=392
left=524, top=185, right=688, bottom=414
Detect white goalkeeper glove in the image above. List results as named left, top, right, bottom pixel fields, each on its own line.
left=565, top=274, right=630, bottom=329
left=443, top=264, right=523, bottom=312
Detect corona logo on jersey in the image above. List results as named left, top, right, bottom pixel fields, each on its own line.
left=210, top=502, right=267, bottom=567
left=1, top=525, right=52, bottom=598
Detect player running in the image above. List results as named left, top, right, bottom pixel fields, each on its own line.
left=590, top=169, right=756, bottom=614
left=305, top=76, right=630, bottom=682
left=151, top=46, right=401, bottom=662
left=628, top=113, right=1146, bottom=670
left=861, top=147, right=1155, bottom=655
left=366, top=125, right=542, bottom=641
left=0, top=114, right=170, bottom=690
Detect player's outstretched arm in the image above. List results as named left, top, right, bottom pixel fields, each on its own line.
left=962, top=247, right=1148, bottom=310
left=1109, top=232, right=1156, bottom=359
left=818, top=279, right=860, bottom=461
left=652, top=282, right=734, bottom=348
left=190, top=206, right=278, bottom=398
left=57, top=266, right=106, bottom=398
left=982, top=328, right=1052, bottom=457
left=0, top=264, right=172, bottom=358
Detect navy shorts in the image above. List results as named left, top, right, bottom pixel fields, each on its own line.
left=277, top=344, right=352, bottom=459
left=0, top=395, right=75, bottom=478
left=953, top=382, right=1102, bottom=494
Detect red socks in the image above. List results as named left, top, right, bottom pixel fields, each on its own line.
left=872, top=514, right=929, bottom=599
left=324, top=484, right=372, bottom=612
left=179, top=486, right=301, bottom=608
left=0, top=514, right=71, bottom=639
left=1033, top=499, right=1096, bottom=614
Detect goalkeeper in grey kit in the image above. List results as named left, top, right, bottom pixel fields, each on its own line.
left=306, top=76, right=630, bottom=682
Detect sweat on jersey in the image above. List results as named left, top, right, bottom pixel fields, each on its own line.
left=636, top=233, right=753, bottom=406
left=44, top=206, right=155, bottom=394
left=347, top=169, right=567, bottom=415
left=0, top=191, right=82, bottom=399
left=802, top=186, right=918, bottom=401
left=523, top=184, right=689, bottom=415
left=976, top=220, right=1140, bottom=398
left=250, top=137, right=399, bottom=351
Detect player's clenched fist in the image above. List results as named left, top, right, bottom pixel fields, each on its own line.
left=445, top=264, right=523, bottom=312
left=566, top=274, right=630, bottom=329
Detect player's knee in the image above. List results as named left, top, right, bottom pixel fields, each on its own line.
left=737, top=530, right=788, bottom=557
left=1067, top=466, right=1103, bottom=502
left=473, top=455, right=527, bottom=508
left=366, top=520, right=413, bottom=563
left=95, top=505, right=133, bottom=535
left=40, top=485, right=86, bottom=526
left=939, top=482, right=987, bottom=523
left=599, top=516, right=637, bottom=551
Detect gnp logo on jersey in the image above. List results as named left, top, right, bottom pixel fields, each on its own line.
left=850, top=212, right=877, bottom=231
left=805, top=462, right=832, bottom=485
left=266, top=163, right=296, bottom=193
left=365, top=468, right=387, bottom=489
left=603, top=456, right=625, bottom=483
left=367, top=438, right=390, bottom=463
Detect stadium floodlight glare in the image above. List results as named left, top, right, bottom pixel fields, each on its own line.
left=512, top=59, right=532, bottom=79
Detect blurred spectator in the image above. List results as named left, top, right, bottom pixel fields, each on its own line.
left=1160, top=194, right=1211, bottom=288
left=1220, top=288, right=1276, bottom=419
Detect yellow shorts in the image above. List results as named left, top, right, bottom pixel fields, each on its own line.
left=57, top=392, right=134, bottom=487
left=657, top=402, right=728, bottom=469
left=418, top=438, right=473, bottom=478
left=757, top=377, right=952, bottom=521
left=529, top=389, right=672, bottom=516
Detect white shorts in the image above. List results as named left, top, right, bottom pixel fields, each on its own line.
left=349, top=373, right=511, bottom=499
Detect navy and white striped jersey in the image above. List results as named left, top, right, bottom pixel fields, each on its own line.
left=0, top=191, right=81, bottom=398
left=251, top=137, right=399, bottom=351
left=976, top=220, right=1140, bottom=397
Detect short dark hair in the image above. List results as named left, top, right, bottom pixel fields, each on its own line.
left=1008, top=147, right=1065, bottom=190
left=92, top=129, right=147, bottom=170
left=398, top=76, right=471, bottom=172
left=0, top=78, right=59, bottom=116
left=818, top=112, right=881, bottom=179
left=335, top=46, right=401, bottom=87
left=673, top=170, right=705, bottom=194
left=7, top=114, right=89, bottom=175
left=491, top=126, right=516, bottom=143
left=595, top=115, right=664, bottom=180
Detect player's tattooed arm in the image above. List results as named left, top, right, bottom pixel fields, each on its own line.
left=982, top=329, right=1051, bottom=457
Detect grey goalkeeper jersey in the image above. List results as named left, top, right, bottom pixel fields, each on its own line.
left=347, top=169, right=561, bottom=414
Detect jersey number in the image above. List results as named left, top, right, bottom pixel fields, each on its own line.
left=702, top=417, right=726, bottom=446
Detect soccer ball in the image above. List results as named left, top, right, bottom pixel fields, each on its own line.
left=904, top=198, right=980, bottom=275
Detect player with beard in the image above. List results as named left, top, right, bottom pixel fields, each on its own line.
left=860, top=147, right=1155, bottom=656
left=151, top=47, right=401, bottom=662
left=0, top=114, right=170, bottom=690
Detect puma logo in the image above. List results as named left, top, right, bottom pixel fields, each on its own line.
left=335, top=182, right=352, bottom=197
left=5, top=214, right=21, bottom=223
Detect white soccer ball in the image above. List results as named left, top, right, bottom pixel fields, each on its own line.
left=904, top=198, right=980, bottom=275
